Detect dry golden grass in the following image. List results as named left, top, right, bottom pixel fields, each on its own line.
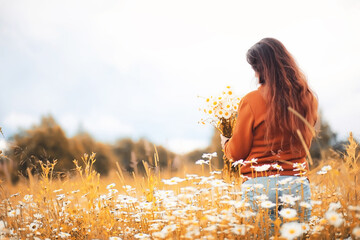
left=0, top=134, right=360, bottom=240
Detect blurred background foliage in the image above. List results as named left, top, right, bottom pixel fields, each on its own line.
left=1, top=115, right=176, bottom=183
left=0, top=112, right=358, bottom=184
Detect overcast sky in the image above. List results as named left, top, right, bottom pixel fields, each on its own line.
left=1, top=0, right=360, bottom=153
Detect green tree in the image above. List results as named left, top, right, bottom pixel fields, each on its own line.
left=10, top=115, right=116, bottom=178
left=70, top=132, right=116, bottom=176
left=10, top=115, right=74, bottom=177
left=310, top=112, right=337, bottom=166
left=113, top=138, right=175, bottom=175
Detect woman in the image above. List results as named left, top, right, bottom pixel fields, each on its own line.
left=221, top=38, right=318, bottom=221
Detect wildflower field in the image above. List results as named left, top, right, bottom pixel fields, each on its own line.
left=0, top=134, right=359, bottom=240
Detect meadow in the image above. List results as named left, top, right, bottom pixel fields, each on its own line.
left=0, top=134, right=359, bottom=240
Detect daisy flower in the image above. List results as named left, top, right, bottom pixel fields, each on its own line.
left=280, top=222, right=303, bottom=240
left=152, top=231, right=167, bottom=239
left=209, top=179, right=228, bottom=188
left=124, top=227, right=134, bottom=235
left=10, top=193, right=20, bottom=197
left=23, top=194, right=33, bottom=202
left=352, top=226, right=360, bottom=239
left=195, top=159, right=209, bottom=165
left=223, top=111, right=231, bottom=119
left=238, top=210, right=256, bottom=218
left=206, top=109, right=214, bottom=115
left=280, top=194, right=300, bottom=206
left=328, top=202, right=342, bottom=211
left=202, top=152, right=217, bottom=159
left=255, top=194, right=268, bottom=202
left=278, top=177, right=293, bottom=185
left=34, top=213, right=43, bottom=219
left=106, top=183, right=116, bottom=189
left=203, top=225, right=217, bottom=232
left=261, top=200, right=276, bottom=209
left=244, top=158, right=258, bottom=164
left=299, top=201, right=311, bottom=209
left=300, top=223, right=310, bottom=233
left=134, top=233, right=150, bottom=239
left=253, top=183, right=264, bottom=189
left=321, top=165, right=332, bottom=171
left=8, top=209, right=20, bottom=217
left=210, top=170, right=222, bottom=175
left=162, top=177, right=185, bottom=185
left=251, top=164, right=271, bottom=172
left=148, top=223, right=161, bottom=231
left=211, top=100, right=219, bottom=107
left=233, top=200, right=250, bottom=208
left=224, top=102, right=232, bottom=111
left=310, top=200, right=322, bottom=206
left=58, top=232, right=71, bottom=238
left=216, top=109, right=224, bottom=118
left=316, top=170, right=327, bottom=175
left=293, top=162, right=306, bottom=171
left=325, top=211, right=344, bottom=227
left=272, top=163, right=284, bottom=171
left=232, top=160, right=245, bottom=167
left=161, top=224, right=177, bottom=235
left=56, top=194, right=65, bottom=201
left=29, top=222, right=40, bottom=232
left=279, top=208, right=297, bottom=219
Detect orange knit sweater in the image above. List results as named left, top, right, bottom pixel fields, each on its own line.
left=224, top=85, right=317, bottom=178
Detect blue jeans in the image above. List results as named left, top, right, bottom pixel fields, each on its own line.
left=241, top=176, right=312, bottom=222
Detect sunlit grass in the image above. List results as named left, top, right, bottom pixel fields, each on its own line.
left=0, top=135, right=359, bottom=239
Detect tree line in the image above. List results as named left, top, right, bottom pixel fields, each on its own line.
left=1, top=116, right=176, bottom=183
left=0, top=113, right=355, bottom=184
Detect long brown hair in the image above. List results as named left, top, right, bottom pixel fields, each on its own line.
left=246, top=38, right=317, bottom=149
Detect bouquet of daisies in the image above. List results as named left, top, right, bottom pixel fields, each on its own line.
left=199, top=86, right=240, bottom=138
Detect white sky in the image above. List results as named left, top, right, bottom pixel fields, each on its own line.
left=1, top=0, right=360, bottom=153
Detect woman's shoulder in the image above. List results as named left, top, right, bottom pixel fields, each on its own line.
left=239, top=87, right=267, bottom=118
left=242, top=86, right=266, bottom=105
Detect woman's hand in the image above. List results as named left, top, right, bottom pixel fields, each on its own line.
left=220, top=135, right=230, bottom=149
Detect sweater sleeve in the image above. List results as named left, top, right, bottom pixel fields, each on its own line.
left=224, top=97, right=255, bottom=161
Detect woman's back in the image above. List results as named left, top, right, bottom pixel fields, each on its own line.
left=221, top=37, right=317, bottom=224
left=223, top=38, right=318, bottom=178
left=224, top=84, right=318, bottom=177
